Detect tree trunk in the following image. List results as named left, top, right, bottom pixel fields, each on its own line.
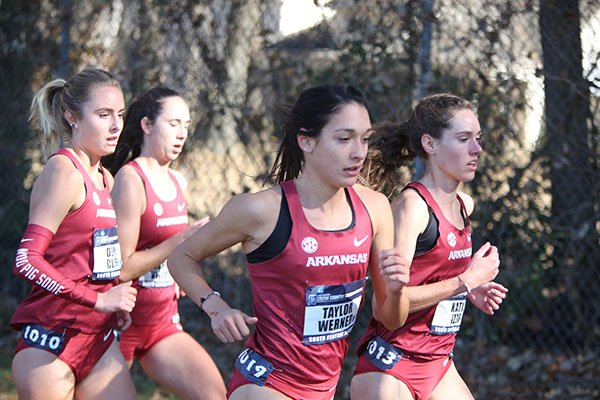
left=539, top=0, right=600, bottom=349
left=58, top=0, right=72, bottom=78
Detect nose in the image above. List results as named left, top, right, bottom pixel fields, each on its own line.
left=351, top=138, right=367, bottom=160
left=110, top=113, right=122, bottom=133
left=177, top=125, right=188, bottom=140
left=470, top=138, right=483, bottom=154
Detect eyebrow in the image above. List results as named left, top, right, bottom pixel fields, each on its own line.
left=453, top=130, right=481, bottom=135
left=334, top=127, right=374, bottom=134
left=164, top=117, right=192, bottom=123
left=94, top=107, right=126, bottom=113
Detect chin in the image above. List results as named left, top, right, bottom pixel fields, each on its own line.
left=101, top=148, right=116, bottom=156
left=339, top=177, right=359, bottom=188
left=462, top=173, right=476, bottom=183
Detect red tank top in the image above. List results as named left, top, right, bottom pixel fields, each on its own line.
left=127, top=161, right=188, bottom=325
left=11, top=149, right=120, bottom=333
left=245, top=181, right=372, bottom=390
left=359, top=182, right=472, bottom=359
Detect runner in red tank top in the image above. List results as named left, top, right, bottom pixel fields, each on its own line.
left=352, top=94, right=508, bottom=399
left=168, top=84, right=411, bottom=400
left=10, top=68, right=137, bottom=399
left=104, top=87, right=226, bottom=399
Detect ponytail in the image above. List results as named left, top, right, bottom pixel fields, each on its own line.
left=29, top=80, right=70, bottom=160
left=361, top=121, right=416, bottom=194
left=267, top=105, right=304, bottom=184
left=102, top=103, right=144, bottom=175
left=29, top=68, right=121, bottom=161
left=362, top=93, right=473, bottom=195
left=266, top=84, right=368, bottom=185
left=103, top=86, right=181, bottom=175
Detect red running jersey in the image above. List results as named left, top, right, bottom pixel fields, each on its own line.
left=359, top=181, right=472, bottom=359
left=127, top=161, right=188, bottom=325
left=245, top=181, right=373, bottom=390
left=11, top=149, right=120, bottom=333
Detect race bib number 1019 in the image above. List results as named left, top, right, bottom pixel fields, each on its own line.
left=234, top=348, right=274, bottom=386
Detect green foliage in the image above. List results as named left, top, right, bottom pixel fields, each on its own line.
left=131, top=362, right=178, bottom=400
left=0, top=349, right=16, bottom=397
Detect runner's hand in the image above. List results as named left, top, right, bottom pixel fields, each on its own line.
left=174, top=283, right=186, bottom=299
left=210, top=308, right=258, bottom=343
left=379, top=248, right=410, bottom=294
left=115, top=310, right=132, bottom=331
left=468, top=281, right=508, bottom=315
left=95, top=280, right=137, bottom=313
left=459, top=242, right=500, bottom=290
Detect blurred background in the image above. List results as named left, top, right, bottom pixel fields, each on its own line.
left=1, top=0, right=599, bottom=398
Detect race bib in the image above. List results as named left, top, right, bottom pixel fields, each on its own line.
left=92, top=227, right=121, bottom=281
left=138, top=260, right=174, bottom=288
left=234, top=348, right=274, bottom=386
left=365, top=335, right=403, bottom=370
left=22, top=324, right=65, bottom=355
left=430, top=293, right=467, bottom=335
left=302, top=279, right=365, bottom=345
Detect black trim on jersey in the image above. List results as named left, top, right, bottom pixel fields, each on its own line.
left=330, top=189, right=356, bottom=232
left=404, top=187, right=469, bottom=256
left=246, top=188, right=356, bottom=263
left=415, top=207, right=439, bottom=256
left=459, top=199, right=468, bottom=224
left=246, top=191, right=292, bottom=263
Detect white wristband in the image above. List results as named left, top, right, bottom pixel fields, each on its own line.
left=457, top=275, right=472, bottom=294
left=200, top=291, right=221, bottom=311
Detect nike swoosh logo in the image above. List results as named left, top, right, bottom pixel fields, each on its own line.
left=20, top=238, right=34, bottom=243
left=177, top=202, right=186, bottom=212
left=354, top=235, right=369, bottom=247
left=103, top=329, right=113, bottom=342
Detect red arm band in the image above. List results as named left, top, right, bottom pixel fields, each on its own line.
left=14, top=223, right=98, bottom=308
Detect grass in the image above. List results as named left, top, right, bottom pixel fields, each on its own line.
left=0, top=349, right=16, bottom=400
left=131, top=362, right=178, bottom=400
left=0, top=348, right=179, bottom=399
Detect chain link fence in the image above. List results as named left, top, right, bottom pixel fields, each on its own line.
left=1, top=0, right=599, bottom=398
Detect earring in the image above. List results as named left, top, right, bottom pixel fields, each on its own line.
left=301, top=140, right=312, bottom=152
left=69, top=122, right=78, bottom=129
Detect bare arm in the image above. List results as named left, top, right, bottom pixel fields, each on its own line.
left=17, top=155, right=136, bottom=312
left=356, top=185, right=410, bottom=330
left=28, top=156, right=84, bottom=232
left=112, top=166, right=202, bottom=282
left=395, top=190, right=500, bottom=312
left=167, top=190, right=279, bottom=342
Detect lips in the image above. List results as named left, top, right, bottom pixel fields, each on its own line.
left=344, top=165, right=362, bottom=177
